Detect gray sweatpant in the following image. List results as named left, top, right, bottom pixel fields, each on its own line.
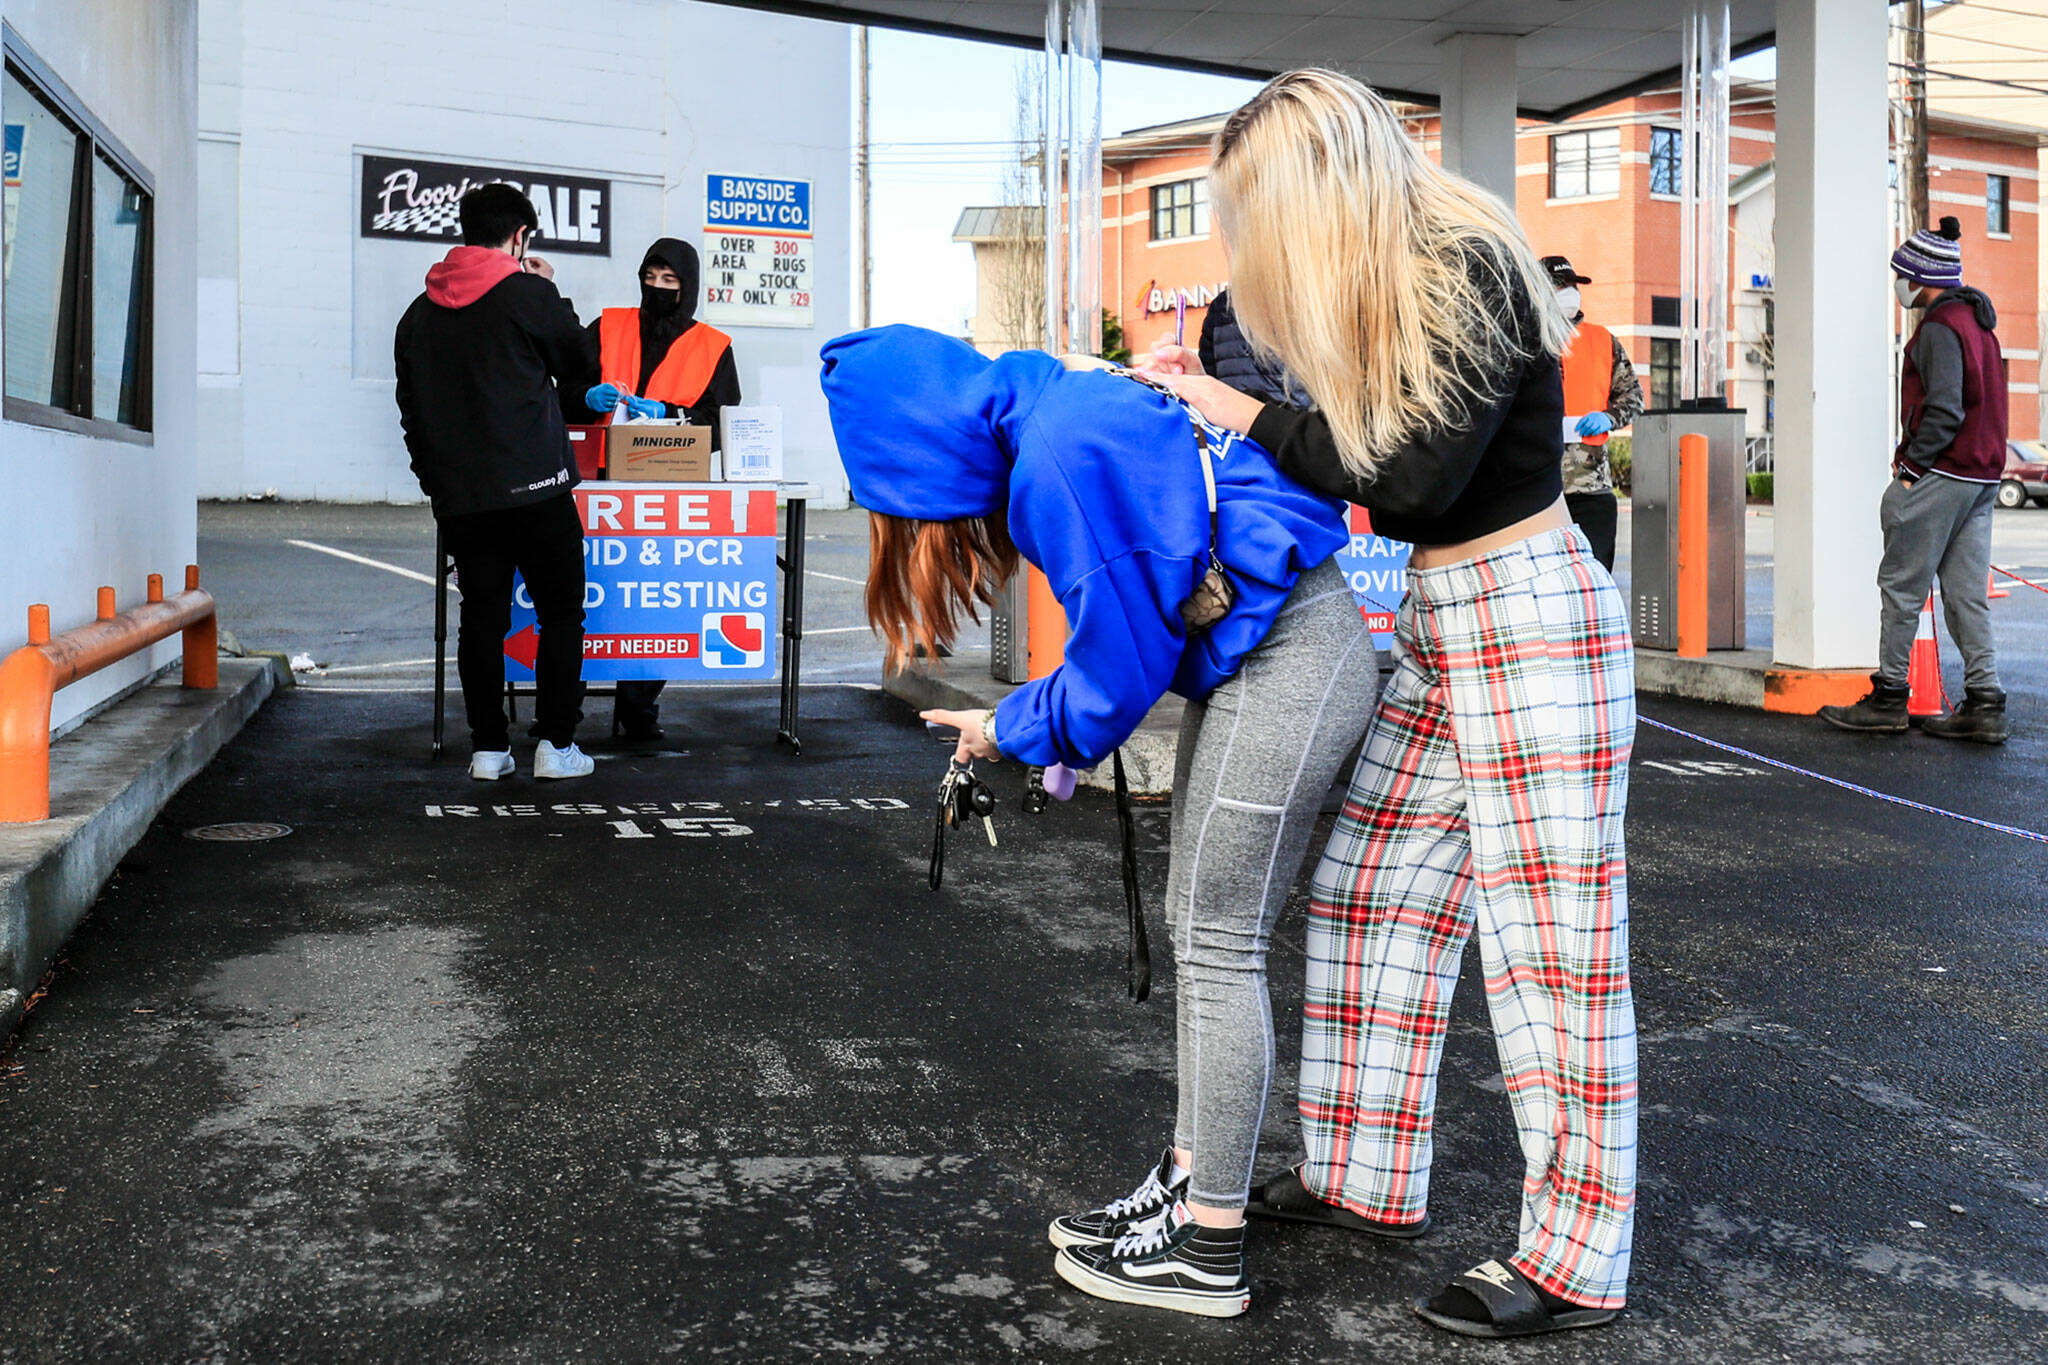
left=1877, top=473, right=2000, bottom=692
left=1164, top=558, right=1381, bottom=1206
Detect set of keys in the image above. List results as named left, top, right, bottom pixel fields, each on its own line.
left=929, top=757, right=999, bottom=890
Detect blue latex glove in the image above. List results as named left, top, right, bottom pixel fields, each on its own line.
left=585, top=382, right=624, bottom=412
left=1576, top=410, right=1615, bottom=439
left=623, top=395, right=667, bottom=419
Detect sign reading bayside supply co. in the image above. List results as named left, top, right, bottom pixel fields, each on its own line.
left=360, top=154, right=610, bottom=256
left=505, top=484, right=779, bottom=682
left=701, top=174, right=813, bottom=328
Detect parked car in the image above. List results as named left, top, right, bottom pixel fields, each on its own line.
left=1999, top=440, right=2048, bottom=509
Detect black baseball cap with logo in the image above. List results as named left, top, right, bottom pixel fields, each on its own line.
left=1540, top=255, right=1592, bottom=288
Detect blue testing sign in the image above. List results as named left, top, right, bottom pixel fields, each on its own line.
left=1330, top=505, right=1410, bottom=649
left=505, top=484, right=780, bottom=682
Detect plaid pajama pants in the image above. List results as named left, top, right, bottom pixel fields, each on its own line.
left=1299, top=525, right=1638, bottom=1309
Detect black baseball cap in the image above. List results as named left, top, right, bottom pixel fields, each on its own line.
left=1540, top=255, right=1592, bottom=287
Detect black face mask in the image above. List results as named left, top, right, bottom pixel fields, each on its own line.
left=641, top=282, right=683, bottom=318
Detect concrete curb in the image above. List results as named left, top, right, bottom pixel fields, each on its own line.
left=0, top=657, right=283, bottom=1037
left=878, top=666, right=1183, bottom=796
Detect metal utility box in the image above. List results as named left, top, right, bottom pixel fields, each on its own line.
left=990, top=569, right=1030, bottom=684
left=1630, top=409, right=1748, bottom=650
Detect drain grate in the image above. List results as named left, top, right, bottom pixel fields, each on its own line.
left=183, top=822, right=294, bottom=843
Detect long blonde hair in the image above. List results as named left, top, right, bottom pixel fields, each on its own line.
left=1211, top=69, right=1570, bottom=478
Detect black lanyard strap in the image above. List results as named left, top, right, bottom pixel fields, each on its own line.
left=1114, top=749, right=1151, bottom=1002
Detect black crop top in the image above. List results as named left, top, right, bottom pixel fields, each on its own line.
left=1245, top=259, right=1565, bottom=547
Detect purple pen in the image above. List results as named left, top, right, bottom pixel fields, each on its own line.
left=1174, top=291, right=1187, bottom=347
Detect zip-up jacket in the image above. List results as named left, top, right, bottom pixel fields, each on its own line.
left=1898, top=286, right=2007, bottom=483
left=819, top=325, right=1348, bottom=770
left=394, top=246, right=595, bottom=517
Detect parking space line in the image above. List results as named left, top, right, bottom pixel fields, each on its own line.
left=286, top=539, right=447, bottom=590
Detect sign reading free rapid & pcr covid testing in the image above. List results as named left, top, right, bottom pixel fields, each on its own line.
left=1332, top=505, right=1410, bottom=650
left=700, top=174, right=813, bottom=329
left=505, top=484, right=779, bottom=682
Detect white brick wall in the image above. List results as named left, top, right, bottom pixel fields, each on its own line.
left=1, top=0, right=202, bottom=731
left=198, top=0, right=853, bottom=505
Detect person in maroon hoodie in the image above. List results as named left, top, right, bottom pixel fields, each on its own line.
left=394, top=182, right=598, bottom=780
left=1820, top=218, right=2008, bottom=744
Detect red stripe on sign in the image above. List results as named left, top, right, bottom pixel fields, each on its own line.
left=576, top=487, right=776, bottom=536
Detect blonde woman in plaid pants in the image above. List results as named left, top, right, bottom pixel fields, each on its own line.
left=1153, top=69, right=1637, bottom=1339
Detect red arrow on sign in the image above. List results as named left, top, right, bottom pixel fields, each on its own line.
left=504, top=627, right=701, bottom=665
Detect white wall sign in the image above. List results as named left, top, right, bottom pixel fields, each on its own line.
left=701, top=173, right=813, bottom=328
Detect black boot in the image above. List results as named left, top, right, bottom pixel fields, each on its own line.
left=1922, top=688, right=2008, bottom=744
left=1818, top=677, right=1911, bottom=734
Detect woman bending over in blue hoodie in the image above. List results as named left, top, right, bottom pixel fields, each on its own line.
left=819, top=324, right=1381, bottom=1318
left=1145, top=70, right=1638, bottom=1340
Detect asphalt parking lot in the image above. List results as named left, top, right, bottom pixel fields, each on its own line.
left=0, top=502, right=2042, bottom=1363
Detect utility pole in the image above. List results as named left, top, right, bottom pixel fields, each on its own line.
left=856, top=25, right=871, bottom=329
left=1902, top=0, right=1929, bottom=237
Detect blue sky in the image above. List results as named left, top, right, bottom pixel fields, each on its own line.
left=865, top=31, right=1779, bottom=335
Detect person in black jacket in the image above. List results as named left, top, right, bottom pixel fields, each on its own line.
left=394, top=182, right=597, bottom=782
left=572, top=238, right=744, bottom=740
left=1198, top=287, right=1311, bottom=409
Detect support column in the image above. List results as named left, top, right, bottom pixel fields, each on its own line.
left=1437, top=33, right=1518, bottom=203
left=1773, top=0, right=1891, bottom=670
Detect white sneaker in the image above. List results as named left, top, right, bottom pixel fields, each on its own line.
left=533, top=741, right=594, bottom=780
left=469, top=750, right=515, bottom=781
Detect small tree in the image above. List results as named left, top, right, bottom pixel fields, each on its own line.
left=1101, top=308, right=1131, bottom=364
left=985, top=60, right=1047, bottom=353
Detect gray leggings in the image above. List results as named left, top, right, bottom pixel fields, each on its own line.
left=1165, top=559, right=1382, bottom=1206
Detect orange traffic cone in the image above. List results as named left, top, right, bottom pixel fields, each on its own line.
left=1988, top=569, right=2010, bottom=599
left=1907, top=593, right=1944, bottom=717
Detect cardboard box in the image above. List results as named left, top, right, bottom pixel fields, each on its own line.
left=719, top=406, right=783, bottom=482
left=606, top=423, right=715, bottom=481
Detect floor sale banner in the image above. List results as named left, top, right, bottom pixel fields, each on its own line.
left=506, top=484, right=779, bottom=683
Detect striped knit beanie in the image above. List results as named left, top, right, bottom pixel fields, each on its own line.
left=1891, top=216, right=1963, bottom=288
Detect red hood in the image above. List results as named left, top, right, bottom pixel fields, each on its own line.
left=425, top=246, right=523, bottom=308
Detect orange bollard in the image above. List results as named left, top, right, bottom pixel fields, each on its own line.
left=1906, top=594, right=1944, bottom=717
left=1025, top=565, right=1067, bottom=680
left=97, top=587, right=116, bottom=621
left=1987, top=569, right=2010, bottom=600
left=1675, top=433, right=1709, bottom=658
left=182, top=566, right=217, bottom=690
left=28, top=605, right=51, bottom=646
left=147, top=573, right=164, bottom=604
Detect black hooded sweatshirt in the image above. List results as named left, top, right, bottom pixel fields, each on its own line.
left=394, top=245, right=595, bottom=518
left=572, top=238, right=742, bottom=441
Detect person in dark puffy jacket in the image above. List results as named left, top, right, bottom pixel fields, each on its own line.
left=1198, top=288, right=1311, bottom=409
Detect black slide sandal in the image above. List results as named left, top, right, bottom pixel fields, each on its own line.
left=1245, top=1167, right=1430, bottom=1239
left=1412, top=1260, right=1619, bottom=1339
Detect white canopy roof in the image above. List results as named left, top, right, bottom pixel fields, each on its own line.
left=716, top=0, right=1782, bottom=118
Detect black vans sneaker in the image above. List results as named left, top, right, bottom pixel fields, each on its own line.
left=1048, top=1148, right=1189, bottom=1250
left=1054, top=1202, right=1250, bottom=1318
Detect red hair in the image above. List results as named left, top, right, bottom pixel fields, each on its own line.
left=866, top=512, right=1019, bottom=672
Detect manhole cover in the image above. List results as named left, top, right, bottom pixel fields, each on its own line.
left=183, top=822, right=293, bottom=843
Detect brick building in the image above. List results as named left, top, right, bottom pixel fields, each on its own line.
left=1061, top=85, right=2046, bottom=443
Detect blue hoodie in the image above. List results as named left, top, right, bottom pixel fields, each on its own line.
left=820, top=325, right=1349, bottom=770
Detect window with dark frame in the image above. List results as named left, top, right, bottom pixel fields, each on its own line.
left=1549, top=127, right=1620, bottom=200
left=1649, top=338, right=1682, bottom=411
left=1987, top=174, right=2010, bottom=235
left=2, top=26, right=154, bottom=439
left=1149, top=177, right=1208, bottom=241
left=1649, top=127, right=1681, bottom=196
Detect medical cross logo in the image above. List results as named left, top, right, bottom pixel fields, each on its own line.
left=701, top=612, right=766, bottom=669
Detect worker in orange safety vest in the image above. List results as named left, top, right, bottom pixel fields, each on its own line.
left=1543, top=254, right=1642, bottom=571
left=577, top=238, right=742, bottom=740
